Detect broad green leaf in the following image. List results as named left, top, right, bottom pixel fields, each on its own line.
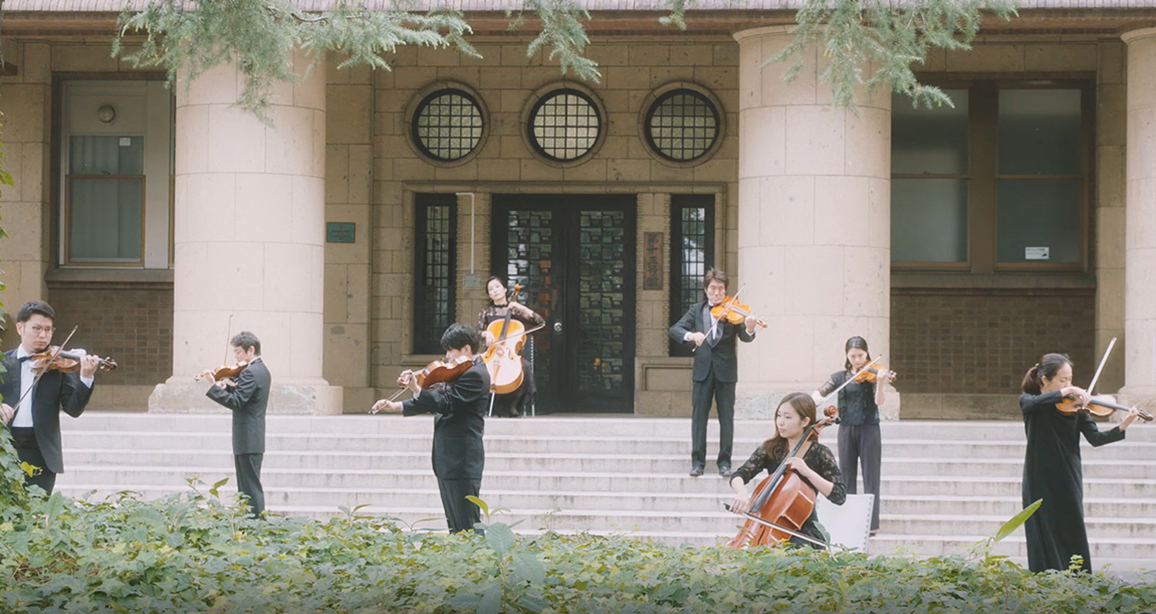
left=485, top=523, right=515, bottom=557
left=512, top=552, right=546, bottom=585
left=518, top=594, right=549, bottom=613
left=477, top=584, right=502, bottom=614
left=994, top=499, right=1041, bottom=543
left=446, top=593, right=481, bottom=610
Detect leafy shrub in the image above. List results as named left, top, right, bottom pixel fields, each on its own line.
left=2, top=460, right=1155, bottom=614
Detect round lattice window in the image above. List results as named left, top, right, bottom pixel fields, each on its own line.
left=411, top=89, right=485, bottom=162
left=527, top=89, right=602, bottom=162
left=645, top=89, right=721, bottom=162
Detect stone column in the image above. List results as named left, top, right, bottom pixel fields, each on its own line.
left=1120, top=28, right=1156, bottom=407
left=149, top=51, right=342, bottom=414
left=732, top=26, right=894, bottom=419
left=0, top=42, right=51, bottom=341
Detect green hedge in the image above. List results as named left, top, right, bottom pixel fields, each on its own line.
left=3, top=430, right=1155, bottom=614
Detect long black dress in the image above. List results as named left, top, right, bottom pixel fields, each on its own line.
left=1020, top=391, right=1125, bottom=573
left=731, top=441, right=846, bottom=547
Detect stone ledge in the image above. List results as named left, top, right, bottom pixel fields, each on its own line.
left=148, top=382, right=343, bottom=415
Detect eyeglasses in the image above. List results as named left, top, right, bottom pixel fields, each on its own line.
left=28, top=325, right=55, bottom=335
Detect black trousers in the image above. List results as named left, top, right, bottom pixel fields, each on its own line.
left=690, top=367, right=735, bottom=467
left=438, top=477, right=482, bottom=533
left=11, top=427, right=56, bottom=495
left=837, top=423, right=882, bottom=531
left=234, top=453, right=265, bottom=518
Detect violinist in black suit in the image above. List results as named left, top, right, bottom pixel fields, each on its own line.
left=373, top=324, right=490, bottom=533
left=0, top=300, right=100, bottom=494
left=669, top=268, right=758, bottom=478
left=197, top=331, right=270, bottom=518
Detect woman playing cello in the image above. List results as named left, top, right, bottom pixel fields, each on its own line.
left=1020, top=353, right=1141, bottom=573
left=477, top=277, right=544, bottom=417
left=727, top=392, right=846, bottom=548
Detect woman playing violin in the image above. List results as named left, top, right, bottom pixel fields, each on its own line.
left=478, top=277, right=544, bottom=417
left=728, top=393, right=846, bottom=548
left=1020, top=353, right=1140, bottom=573
left=372, top=324, right=491, bottom=533
left=811, top=336, right=894, bottom=535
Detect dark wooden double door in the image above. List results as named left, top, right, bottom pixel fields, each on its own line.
left=492, top=195, right=636, bottom=413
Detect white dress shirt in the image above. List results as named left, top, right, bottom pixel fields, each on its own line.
left=11, top=346, right=94, bottom=428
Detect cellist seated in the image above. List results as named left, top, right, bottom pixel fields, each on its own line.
left=478, top=276, right=545, bottom=417
left=726, top=392, right=846, bottom=549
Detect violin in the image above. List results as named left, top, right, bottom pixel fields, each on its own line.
left=29, top=347, right=118, bottom=374
left=725, top=405, right=840, bottom=549
left=371, top=355, right=473, bottom=412
left=194, top=362, right=248, bottom=382
left=483, top=283, right=529, bottom=395
left=852, top=365, right=896, bottom=385
left=710, top=296, right=767, bottom=329
left=1056, top=395, right=1153, bottom=422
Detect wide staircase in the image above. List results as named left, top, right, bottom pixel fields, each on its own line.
left=55, top=413, right=1156, bottom=571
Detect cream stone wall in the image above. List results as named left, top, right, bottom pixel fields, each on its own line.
left=150, top=50, right=341, bottom=414
left=370, top=37, right=739, bottom=414
left=1121, top=28, right=1156, bottom=406
left=732, top=26, right=893, bottom=419
left=0, top=40, right=52, bottom=335
left=324, top=57, right=375, bottom=412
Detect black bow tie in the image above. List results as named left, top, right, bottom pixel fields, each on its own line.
left=17, top=354, right=31, bottom=363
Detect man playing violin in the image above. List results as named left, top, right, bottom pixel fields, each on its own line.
left=197, top=332, right=270, bottom=518
left=373, top=323, right=490, bottom=533
left=0, top=300, right=100, bottom=495
left=669, top=268, right=758, bottom=478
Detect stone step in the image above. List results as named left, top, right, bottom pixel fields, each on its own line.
left=880, top=514, right=1156, bottom=539
left=58, top=433, right=1156, bottom=463
left=64, top=414, right=1156, bottom=441
left=57, top=453, right=1156, bottom=499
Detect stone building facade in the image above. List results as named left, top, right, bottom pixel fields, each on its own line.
left=1, top=1, right=1154, bottom=419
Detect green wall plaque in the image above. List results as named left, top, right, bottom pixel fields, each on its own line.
left=326, top=222, right=356, bottom=243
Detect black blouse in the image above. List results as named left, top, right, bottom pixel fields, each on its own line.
left=818, top=370, right=879, bottom=426
left=477, top=302, right=545, bottom=331
left=732, top=440, right=846, bottom=546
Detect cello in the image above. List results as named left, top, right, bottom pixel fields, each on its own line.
left=482, top=283, right=543, bottom=395
left=725, top=357, right=884, bottom=550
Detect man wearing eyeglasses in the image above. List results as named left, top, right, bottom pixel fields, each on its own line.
left=0, top=300, right=99, bottom=494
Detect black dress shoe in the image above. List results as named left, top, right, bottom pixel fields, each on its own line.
left=718, top=464, right=733, bottom=477
left=689, top=465, right=705, bottom=477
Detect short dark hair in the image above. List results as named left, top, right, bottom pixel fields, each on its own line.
left=441, top=323, right=481, bottom=354
left=486, top=276, right=506, bottom=289
left=231, top=331, right=261, bottom=355
left=703, top=267, right=727, bottom=288
left=1022, top=353, right=1072, bottom=395
left=16, top=300, right=55, bottom=324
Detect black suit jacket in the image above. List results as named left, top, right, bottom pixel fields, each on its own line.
left=669, top=300, right=756, bottom=383
left=206, top=358, right=270, bottom=455
left=402, top=358, right=489, bottom=480
left=1, top=349, right=94, bottom=474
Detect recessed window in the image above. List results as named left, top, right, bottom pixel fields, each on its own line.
left=413, top=194, right=457, bottom=355
left=528, top=89, right=601, bottom=162
left=669, top=195, right=715, bottom=357
left=645, top=89, right=720, bottom=162
left=412, top=89, right=484, bottom=162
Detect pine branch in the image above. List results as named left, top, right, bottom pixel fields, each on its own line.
left=514, top=0, right=600, bottom=83
left=772, top=0, right=1019, bottom=112
left=114, top=0, right=477, bottom=120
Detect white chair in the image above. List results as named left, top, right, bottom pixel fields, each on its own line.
left=816, top=493, right=874, bottom=554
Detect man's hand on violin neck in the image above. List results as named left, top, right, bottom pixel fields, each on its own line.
left=79, top=354, right=100, bottom=378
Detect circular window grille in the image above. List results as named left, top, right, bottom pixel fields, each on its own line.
left=645, top=89, right=720, bottom=162
left=528, top=89, right=602, bottom=162
left=412, top=89, right=484, bottom=162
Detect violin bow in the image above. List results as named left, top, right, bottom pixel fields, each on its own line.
left=699, top=284, right=747, bottom=351
left=1086, top=337, right=1116, bottom=398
